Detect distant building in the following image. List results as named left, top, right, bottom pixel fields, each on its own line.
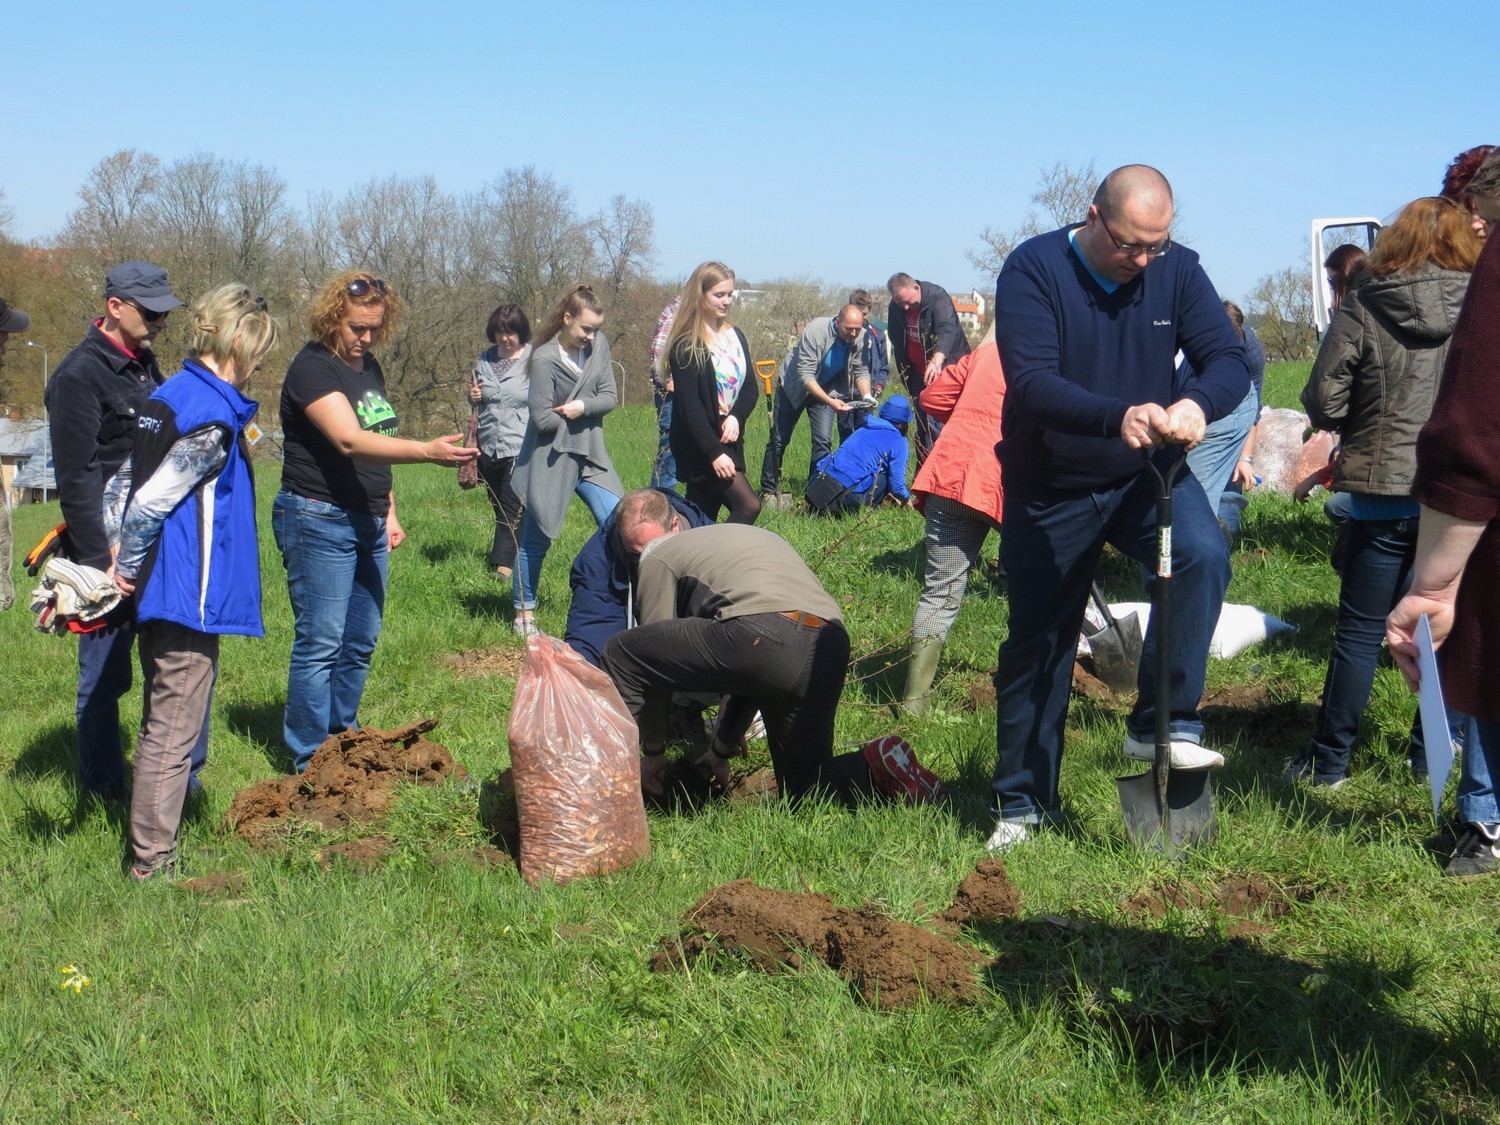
left=1, top=414, right=53, bottom=503
left=950, top=289, right=985, bottom=335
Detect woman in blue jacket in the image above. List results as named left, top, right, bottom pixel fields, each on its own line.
left=112, top=284, right=280, bottom=879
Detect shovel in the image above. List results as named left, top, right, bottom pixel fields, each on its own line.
left=1084, top=582, right=1143, bottom=694
left=1116, top=450, right=1217, bottom=858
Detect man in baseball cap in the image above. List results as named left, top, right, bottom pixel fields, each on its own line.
left=45, top=261, right=182, bottom=801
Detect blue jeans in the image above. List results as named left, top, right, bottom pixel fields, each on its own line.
left=512, top=480, right=619, bottom=611
left=76, top=621, right=135, bottom=797
left=991, top=457, right=1231, bottom=821
left=272, top=490, right=389, bottom=771
left=652, top=389, right=677, bottom=490
left=1186, top=388, right=1258, bottom=521
left=759, top=387, right=837, bottom=495
left=1458, top=717, right=1500, bottom=827
left=1305, top=516, right=1418, bottom=782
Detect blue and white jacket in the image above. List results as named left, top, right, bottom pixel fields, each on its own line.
left=116, top=358, right=263, bottom=636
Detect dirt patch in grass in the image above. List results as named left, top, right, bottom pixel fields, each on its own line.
left=316, top=836, right=389, bottom=871
left=1200, top=690, right=1313, bottom=751
left=942, top=858, right=1025, bottom=926
left=225, top=720, right=467, bottom=844
left=963, top=663, right=1128, bottom=711
left=443, top=646, right=526, bottom=681
left=1123, top=873, right=1319, bottom=937
left=176, top=873, right=246, bottom=897
left=651, top=863, right=1024, bottom=1009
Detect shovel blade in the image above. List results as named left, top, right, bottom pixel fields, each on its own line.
left=1116, top=768, right=1217, bottom=859
left=1086, top=610, right=1144, bottom=695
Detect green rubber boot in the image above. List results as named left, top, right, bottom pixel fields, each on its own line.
left=900, top=636, right=945, bottom=717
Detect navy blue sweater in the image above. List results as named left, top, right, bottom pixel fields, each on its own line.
left=995, top=226, right=1249, bottom=499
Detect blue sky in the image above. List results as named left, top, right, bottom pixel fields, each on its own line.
left=4, top=0, right=1489, bottom=307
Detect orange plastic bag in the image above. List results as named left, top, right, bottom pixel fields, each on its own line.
left=507, top=634, right=650, bottom=885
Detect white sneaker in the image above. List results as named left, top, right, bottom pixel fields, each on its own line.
left=1123, top=734, right=1224, bottom=771
left=985, top=820, right=1030, bottom=853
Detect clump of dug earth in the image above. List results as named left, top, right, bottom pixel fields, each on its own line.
left=650, top=859, right=1023, bottom=1009
left=225, top=719, right=466, bottom=846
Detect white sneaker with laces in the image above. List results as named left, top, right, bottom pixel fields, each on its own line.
left=985, top=820, right=1030, bottom=853
left=1123, top=734, right=1224, bottom=771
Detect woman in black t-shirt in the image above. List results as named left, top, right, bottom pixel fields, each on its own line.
left=273, top=272, right=477, bottom=771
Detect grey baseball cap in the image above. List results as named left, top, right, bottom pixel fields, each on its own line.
left=0, top=296, right=29, bottom=333
left=104, top=261, right=183, bottom=314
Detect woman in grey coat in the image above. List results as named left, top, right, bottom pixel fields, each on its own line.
left=510, top=285, right=623, bottom=636
left=1288, top=197, right=1480, bottom=786
left=468, top=303, right=531, bottom=580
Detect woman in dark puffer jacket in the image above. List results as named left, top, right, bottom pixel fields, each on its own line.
left=1289, top=197, right=1482, bottom=786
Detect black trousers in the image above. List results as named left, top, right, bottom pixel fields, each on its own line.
left=601, top=612, right=871, bottom=802
left=477, top=453, right=524, bottom=570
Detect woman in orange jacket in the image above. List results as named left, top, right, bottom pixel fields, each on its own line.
left=902, top=332, right=1006, bottom=714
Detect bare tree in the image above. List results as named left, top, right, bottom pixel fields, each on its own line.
left=467, top=166, right=593, bottom=321
left=968, top=161, right=1100, bottom=280
left=589, top=195, right=656, bottom=304
left=64, top=149, right=163, bottom=262
left=1246, top=265, right=1316, bottom=362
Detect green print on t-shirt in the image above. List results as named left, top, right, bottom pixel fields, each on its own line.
left=355, top=391, right=399, bottom=436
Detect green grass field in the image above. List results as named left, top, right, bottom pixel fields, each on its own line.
left=5, top=373, right=1500, bottom=1123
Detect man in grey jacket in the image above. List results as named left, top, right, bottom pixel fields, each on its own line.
left=600, top=489, right=941, bottom=806
left=758, top=306, right=872, bottom=502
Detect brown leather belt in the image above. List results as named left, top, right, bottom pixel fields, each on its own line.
left=779, top=609, right=829, bottom=629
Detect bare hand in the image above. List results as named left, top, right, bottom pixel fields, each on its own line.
left=831, top=398, right=852, bottom=413
left=711, top=454, right=735, bottom=480
left=1293, top=473, right=1320, bottom=503
left=664, top=378, right=673, bottom=394
left=640, top=752, right=667, bottom=797
left=1120, top=403, right=1170, bottom=449
left=1230, top=460, right=1256, bottom=489
left=386, top=509, right=406, bottom=550
left=697, top=748, right=731, bottom=791
left=924, top=353, right=946, bottom=384
left=554, top=400, right=585, bottom=421
left=467, top=383, right=483, bottom=403
left=719, top=415, right=740, bottom=444
left=425, top=434, right=479, bottom=465
left=112, top=572, right=135, bottom=596
left=1387, top=594, right=1455, bottom=691
left=1160, top=399, right=1207, bottom=448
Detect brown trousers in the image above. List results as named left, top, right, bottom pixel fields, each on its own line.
left=130, top=621, right=218, bottom=866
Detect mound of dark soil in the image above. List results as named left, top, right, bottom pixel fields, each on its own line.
left=225, top=720, right=466, bottom=844
left=651, top=872, right=1010, bottom=1009
left=942, top=858, right=1025, bottom=926
left=175, top=873, right=246, bottom=897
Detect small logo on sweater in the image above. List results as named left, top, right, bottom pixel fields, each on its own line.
left=1153, top=319, right=1172, bottom=326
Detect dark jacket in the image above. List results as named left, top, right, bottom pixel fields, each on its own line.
left=45, top=323, right=164, bottom=568
left=862, top=323, right=890, bottom=393
left=667, top=328, right=759, bottom=482
left=1303, top=266, right=1470, bottom=497
left=886, top=281, right=972, bottom=385
left=564, top=490, right=713, bottom=666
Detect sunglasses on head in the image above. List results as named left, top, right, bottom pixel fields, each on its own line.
left=346, top=278, right=388, bottom=298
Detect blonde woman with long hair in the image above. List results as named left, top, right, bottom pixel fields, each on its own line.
left=666, top=262, right=761, bottom=523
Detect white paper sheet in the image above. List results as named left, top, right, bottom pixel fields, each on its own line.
left=1416, top=614, right=1456, bottom=825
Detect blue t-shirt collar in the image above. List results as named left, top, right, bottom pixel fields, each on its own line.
left=1068, top=226, right=1119, bottom=294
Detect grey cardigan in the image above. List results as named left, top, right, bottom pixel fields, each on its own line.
left=472, top=343, right=531, bottom=459
left=511, top=334, right=623, bottom=539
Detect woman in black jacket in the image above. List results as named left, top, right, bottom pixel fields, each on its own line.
left=666, top=261, right=760, bottom=523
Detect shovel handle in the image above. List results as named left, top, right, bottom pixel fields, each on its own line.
left=1141, top=449, right=1189, bottom=810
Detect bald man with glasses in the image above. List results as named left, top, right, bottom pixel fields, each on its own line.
left=984, top=165, right=1250, bottom=852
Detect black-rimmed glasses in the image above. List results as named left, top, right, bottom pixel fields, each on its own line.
left=1098, top=213, right=1171, bottom=259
